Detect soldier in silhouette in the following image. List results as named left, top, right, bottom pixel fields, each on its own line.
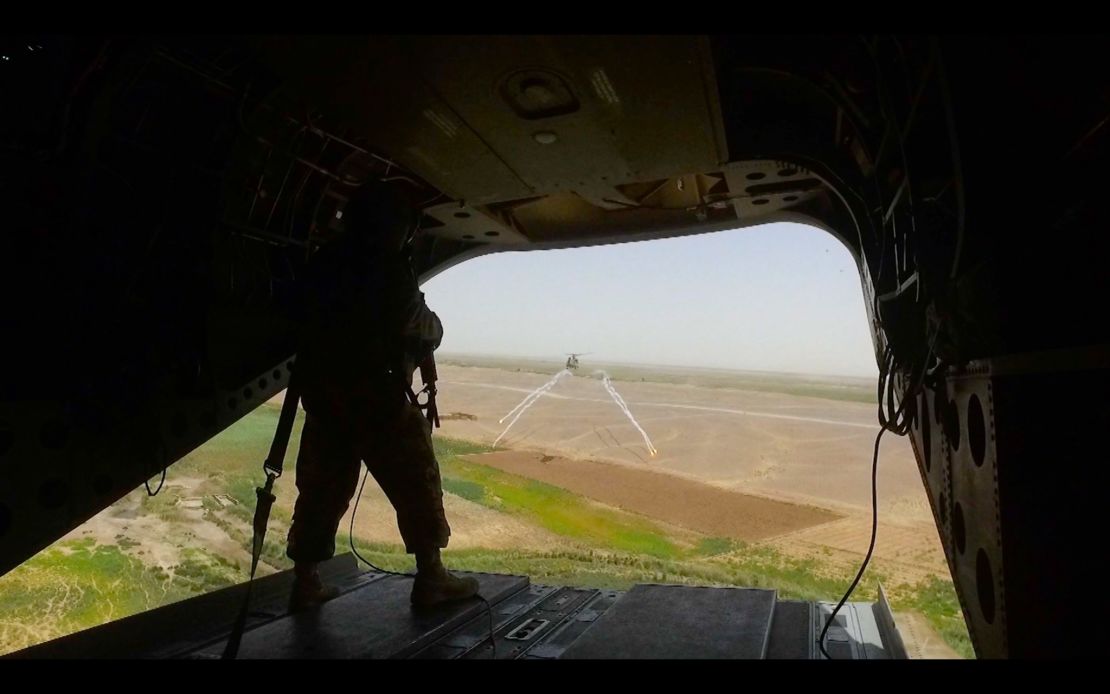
left=286, top=180, right=478, bottom=610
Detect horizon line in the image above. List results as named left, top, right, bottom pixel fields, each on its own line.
left=436, top=350, right=879, bottom=382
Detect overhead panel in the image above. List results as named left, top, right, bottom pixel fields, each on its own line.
left=721, top=160, right=827, bottom=217
left=403, top=35, right=727, bottom=201
left=333, top=44, right=534, bottom=206
left=421, top=202, right=528, bottom=244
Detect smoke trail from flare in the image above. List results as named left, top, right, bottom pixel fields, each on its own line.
left=596, top=371, right=658, bottom=457
left=498, top=369, right=573, bottom=424
left=493, top=369, right=572, bottom=446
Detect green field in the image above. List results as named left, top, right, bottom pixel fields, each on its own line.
left=0, top=404, right=969, bottom=657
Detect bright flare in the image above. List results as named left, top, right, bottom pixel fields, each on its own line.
left=596, top=371, right=658, bottom=457
left=493, top=369, right=573, bottom=446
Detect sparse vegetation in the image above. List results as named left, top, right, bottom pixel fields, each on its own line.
left=440, top=453, right=682, bottom=559
left=0, top=539, right=191, bottom=653
left=905, top=575, right=973, bottom=659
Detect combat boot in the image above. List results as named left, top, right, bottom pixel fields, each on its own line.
left=410, top=571, right=481, bottom=610
left=288, top=568, right=341, bottom=612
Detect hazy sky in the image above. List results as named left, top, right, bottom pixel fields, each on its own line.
left=422, top=222, right=880, bottom=378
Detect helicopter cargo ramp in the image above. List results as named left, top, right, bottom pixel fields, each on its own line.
left=7, top=554, right=905, bottom=659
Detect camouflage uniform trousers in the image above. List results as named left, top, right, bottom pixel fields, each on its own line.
left=286, top=400, right=451, bottom=562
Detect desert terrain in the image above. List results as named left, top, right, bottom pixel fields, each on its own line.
left=0, top=356, right=964, bottom=658
left=431, top=358, right=947, bottom=579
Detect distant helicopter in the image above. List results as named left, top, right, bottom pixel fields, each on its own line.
left=565, top=352, right=591, bottom=370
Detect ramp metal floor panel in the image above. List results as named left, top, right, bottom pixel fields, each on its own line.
left=410, top=584, right=561, bottom=659
left=463, top=586, right=601, bottom=660
left=191, top=571, right=529, bottom=659
left=559, top=584, right=777, bottom=659
left=766, top=600, right=815, bottom=660
left=9, top=555, right=906, bottom=659
left=521, top=589, right=624, bottom=660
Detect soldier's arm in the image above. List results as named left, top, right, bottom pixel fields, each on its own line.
left=396, top=269, right=443, bottom=361
left=404, top=293, right=443, bottom=358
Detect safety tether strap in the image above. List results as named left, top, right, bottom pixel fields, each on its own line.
left=221, top=376, right=301, bottom=659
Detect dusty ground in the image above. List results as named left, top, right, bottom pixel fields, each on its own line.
left=463, top=448, right=946, bottom=587
left=894, top=611, right=961, bottom=659
left=427, top=363, right=948, bottom=581
left=432, top=364, right=930, bottom=523
left=63, top=479, right=254, bottom=574
left=770, top=515, right=948, bottom=583
left=68, top=466, right=570, bottom=572
left=271, top=471, right=573, bottom=553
